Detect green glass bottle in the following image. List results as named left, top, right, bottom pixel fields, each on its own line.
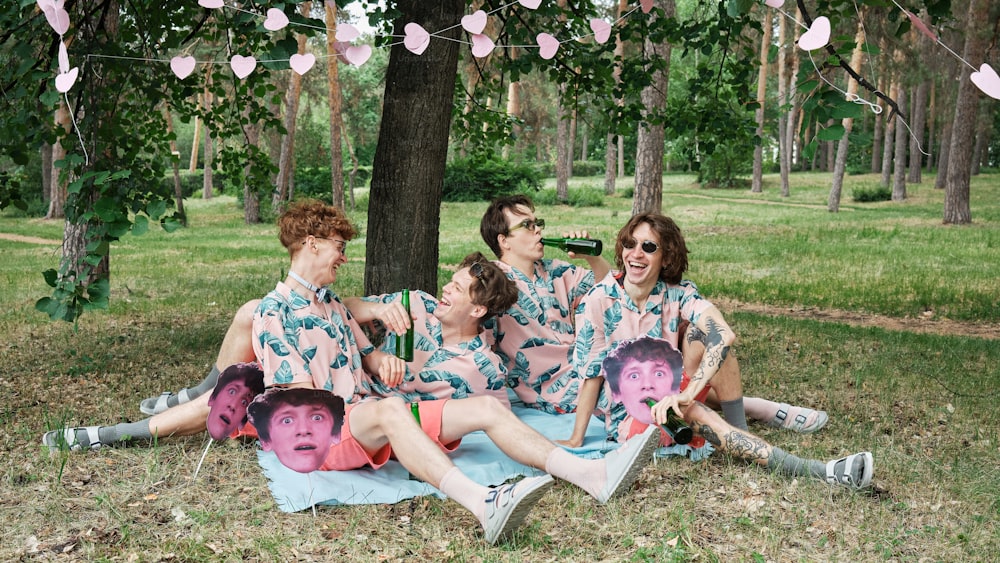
left=541, top=237, right=603, bottom=256
left=644, top=398, right=693, bottom=445
left=396, top=289, right=414, bottom=361
left=410, top=402, right=421, bottom=424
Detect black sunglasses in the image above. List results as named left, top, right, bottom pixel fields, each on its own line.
left=469, top=262, right=486, bottom=285
left=623, top=239, right=659, bottom=254
left=508, top=218, right=545, bottom=233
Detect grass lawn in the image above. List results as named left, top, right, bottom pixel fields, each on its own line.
left=0, top=171, right=997, bottom=561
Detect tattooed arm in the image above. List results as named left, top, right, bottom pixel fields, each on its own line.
left=680, top=306, right=735, bottom=406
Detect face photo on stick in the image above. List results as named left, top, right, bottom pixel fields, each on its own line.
left=206, top=363, right=265, bottom=441
left=248, top=388, right=346, bottom=474
left=602, top=337, right=684, bottom=425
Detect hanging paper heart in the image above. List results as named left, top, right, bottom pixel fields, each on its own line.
left=518, top=0, right=541, bottom=9
left=41, top=4, right=70, bottom=36
left=462, top=10, right=488, bottom=35
left=537, top=33, right=559, bottom=60
left=55, top=67, right=78, bottom=93
left=343, top=45, right=372, bottom=66
left=230, top=55, right=256, bottom=79
left=58, top=40, right=70, bottom=73
left=970, top=63, right=1000, bottom=101
left=170, top=55, right=197, bottom=79
left=263, top=8, right=289, bottom=31
left=640, top=0, right=654, bottom=14
left=289, top=53, right=316, bottom=75
left=905, top=11, right=938, bottom=42
left=198, top=0, right=224, bottom=8
left=471, top=34, right=495, bottom=58
left=336, top=23, right=360, bottom=42
left=590, top=18, right=611, bottom=44
left=403, top=23, right=430, bottom=55
left=764, top=0, right=784, bottom=8
left=797, top=16, right=830, bottom=51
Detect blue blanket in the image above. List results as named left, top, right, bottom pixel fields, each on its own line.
left=257, top=404, right=617, bottom=513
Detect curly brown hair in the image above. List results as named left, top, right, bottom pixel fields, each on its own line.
left=277, top=199, right=357, bottom=257
left=458, top=251, right=519, bottom=323
left=602, top=337, right=684, bottom=395
left=614, top=213, right=689, bottom=285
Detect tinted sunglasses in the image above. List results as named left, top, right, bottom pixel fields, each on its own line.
left=508, top=218, right=545, bottom=233
left=469, top=262, right=486, bottom=285
left=623, top=239, right=659, bottom=254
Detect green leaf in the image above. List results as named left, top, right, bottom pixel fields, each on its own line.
left=42, top=269, right=59, bottom=288
left=818, top=125, right=846, bottom=141
left=132, top=214, right=149, bottom=236
left=162, top=215, right=184, bottom=233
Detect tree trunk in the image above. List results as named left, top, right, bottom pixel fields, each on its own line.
left=40, top=144, right=52, bottom=205
left=45, top=100, right=70, bottom=220
left=934, top=119, right=952, bottom=190
left=880, top=81, right=896, bottom=187
left=202, top=73, right=214, bottom=199
left=163, top=107, right=187, bottom=226
left=776, top=13, right=788, bottom=196
left=892, top=85, right=908, bottom=201
left=633, top=0, right=674, bottom=215
left=782, top=7, right=801, bottom=197
left=604, top=0, right=628, bottom=196
left=943, top=0, right=991, bottom=224
left=751, top=8, right=770, bottom=194
left=555, top=86, right=571, bottom=201
left=907, top=80, right=928, bottom=183
left=365, top=0, right=464, bottom=296
left=829, top=19, right=866, bottom=213
left=604, top=133, right=617, bottom=194
left=189, top=96, right=201, bottom=172
left=925, top=80, right=936, bottom=173
left=342, top=121, right=358, bottom=209
left=274, top=2, right=311, bottom=208
left=970, top=100, right=992, bottom=176
left=326, top=1, right=345, bottom=209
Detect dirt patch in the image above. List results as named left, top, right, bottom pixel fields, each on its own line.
left=0, top=232, right=61, bottom=245
left=714, top=296, right=1000, bottom=340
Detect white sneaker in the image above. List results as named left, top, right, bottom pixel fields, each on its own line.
left=595, top=425, right=660, bottom=504
left=482, top=474, right=555, bottom=544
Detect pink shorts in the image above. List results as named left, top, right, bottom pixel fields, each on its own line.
left=319, top=399, right=461, bottom=471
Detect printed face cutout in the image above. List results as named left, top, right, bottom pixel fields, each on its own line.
left=206, top=363, right=265, bottom=440
left=602, top=337, right=684, bottom=424
left=247, top=388, right=346, bottom=474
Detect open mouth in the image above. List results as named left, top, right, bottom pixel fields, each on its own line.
left=220, top=414, right=231, bottom=425
left=294, top=444, right=317, bottom=451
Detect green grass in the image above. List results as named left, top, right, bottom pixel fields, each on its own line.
left=0, top=171, right=998, bottom=561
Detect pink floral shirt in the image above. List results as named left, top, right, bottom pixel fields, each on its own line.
left=252, top=282, right=375, bottom=403
left=571, top=272, right=713, bottom=440
left=361, top=291, right=509, bottom=406
left=485, top=259, right=595, bottom=413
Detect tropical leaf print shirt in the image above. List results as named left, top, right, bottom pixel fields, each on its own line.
left=252, top=282, right=375, bottom=403
left=485, top=259, right=595, bottom=413
left=361, top=290, right=510, bottom=406
left=572, top=272, right=712, bottom=441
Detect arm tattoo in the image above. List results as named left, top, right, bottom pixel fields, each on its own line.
left=703, top=318, right=730, bottom=369
left=693, top=421, right=721, bottom=446
left=721, top=430, right=769, bottom=464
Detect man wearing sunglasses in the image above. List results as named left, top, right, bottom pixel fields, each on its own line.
left=479, top=195, right=611, bottom=414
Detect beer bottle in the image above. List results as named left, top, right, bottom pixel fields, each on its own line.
left=396, top=289, right=414, bottom=361
left=644, top=398, right=693, bottom=445
left=541, top=237, right=603, bottom=256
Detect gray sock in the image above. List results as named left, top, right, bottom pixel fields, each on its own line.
left=767, top=447, right=825, bottom=479
left=98, top=419, right=153, bottom=445
left=168, top=364, right=221, bottom=408
left=720, top=398, right=749, bottom=430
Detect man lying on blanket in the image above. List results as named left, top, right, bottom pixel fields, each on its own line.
left=248, top=245, right=659, bottom=545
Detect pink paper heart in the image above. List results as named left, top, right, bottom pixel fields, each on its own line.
left=518, top=0, right=541, bottom=9
left=198, top=0, right=224, bottom=8
left=230, top=55, right=256, bottom=79
left=263, top=8, right=289, bottom=31
left=905, top=11, right=938, bottom=42
left=537, top=33, right=559, bottom=60
left=289, top=53, right=315, bottom=75
left=764, top=0, right=784, bottom=7
left=797, top=16, right=830, bottom=51
left=471, top=34, right=495, bottom=58
left=55, top=67, right=78, bottom=93
left=41, top=5, right=70, bottom=36
left=462, top=10, right=488, bottom=35
left=970, top=63, right=1000, bottom=101
left=640, top=0, right=653, bottom=14
left=344, top=45, right=372, bottom=66
left=170, top=55, right=196, bottom=79
left=58, top=41, right=70, bottom=73
left=336, top=23, right=360, bottom=42
left=590, top=18, right=611, bottom=44
left=403, top=22, right=430, bottom=55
